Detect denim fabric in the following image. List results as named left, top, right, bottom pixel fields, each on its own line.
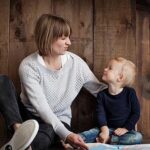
left=79, top=127, right=143, bottom=145
left=0, top=75, right=70, bottom=150
left=79, top=128, right=100, bottom=143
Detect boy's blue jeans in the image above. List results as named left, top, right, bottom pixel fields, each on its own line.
left=79, top=127, right=143, bottom=145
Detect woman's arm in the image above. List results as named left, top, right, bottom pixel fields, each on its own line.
left=80, top=59, right=107, bottom=97
left=19, top=63, right=71, bottom=141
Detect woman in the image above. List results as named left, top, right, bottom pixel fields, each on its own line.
left=0, top=14, right=106, bottom=150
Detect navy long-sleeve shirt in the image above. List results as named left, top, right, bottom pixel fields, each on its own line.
left=96, top=87, right=140, bottom=130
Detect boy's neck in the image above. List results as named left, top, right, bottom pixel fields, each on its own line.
left=108, top=84, right=124, bottom=95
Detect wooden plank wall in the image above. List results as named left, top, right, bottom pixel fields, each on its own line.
left=94, top=0, right=136, bottom=78
left=136, top=6, right=150, bottom=139
left=0, top=0, right=150, bottom=145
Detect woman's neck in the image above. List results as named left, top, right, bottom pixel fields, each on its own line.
left=108, top=84, right=123, bottom=95
left=43, top=55, right=62, bottom=70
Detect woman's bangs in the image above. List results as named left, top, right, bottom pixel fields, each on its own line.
left=56, top=22, right=71, bottom=38
left=62, top=23, right=71, bottom=37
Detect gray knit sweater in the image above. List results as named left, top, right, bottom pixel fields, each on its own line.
left=19, top=51, right=106, bottom=140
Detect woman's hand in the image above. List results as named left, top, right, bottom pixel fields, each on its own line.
left=114, top=128, right=128, bottom=136
left=66, top=133, right=88, bottom=150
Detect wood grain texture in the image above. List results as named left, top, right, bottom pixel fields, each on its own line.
left=94, top=0, right=136, bottom=80
left=0, top=0, right=150, bottom=144
left=52, top=0, right=94, bottom=69
left=9, top=0, right=53, bottom=89
left=0, top=0, right=10, bottom=75
left=136, top=9, right=150, bottom=138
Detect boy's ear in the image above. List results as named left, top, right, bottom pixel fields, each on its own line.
left=117, top=73, right=124, bottom=82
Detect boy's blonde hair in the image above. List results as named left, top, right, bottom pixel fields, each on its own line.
left=114, top=57, right=136, bottom=87
left=34, top=14, right=71, bottom=56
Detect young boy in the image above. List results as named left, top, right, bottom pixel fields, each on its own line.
left=79, top=57, right=143, bottom=145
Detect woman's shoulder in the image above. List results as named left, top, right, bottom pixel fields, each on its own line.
left=19, top=51, right=39, bottom=72
left=20, top=51, right=38, bottom=64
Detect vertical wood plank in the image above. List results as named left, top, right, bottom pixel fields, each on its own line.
left=136, top=9, right=150, bottom=139
left=9, top=0, right=53, bottom=89
left=0, top=0, right=10, bottom=75
left=94, top=0, right=136, bottom=79
left=52, top=0, right=94, bottom=68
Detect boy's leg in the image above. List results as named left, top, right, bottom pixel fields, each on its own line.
left=0, top=75, right=22, bottom=129
left=111, top=130, right=143, bottom=145
left=79, top=128, right=100, bottom=143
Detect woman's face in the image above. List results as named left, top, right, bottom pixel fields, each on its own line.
left=51, top=35, right=71, bottom=55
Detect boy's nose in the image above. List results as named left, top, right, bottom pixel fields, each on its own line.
left=104, top=68, right=108, bottom=71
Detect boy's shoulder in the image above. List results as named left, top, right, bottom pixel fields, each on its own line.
left=97, top=87, right=136, bottom=96
left=97, top=88, right=108, bottom=96
left=124, top=86, right=136, bottom=93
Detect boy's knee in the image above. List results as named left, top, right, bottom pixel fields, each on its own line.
left=128, top=131, right=143, bottom=144
left=134, top=132, right=143, bottom=144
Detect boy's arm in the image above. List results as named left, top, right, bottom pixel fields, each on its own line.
left=96, top=92, right=107, bottom=127
left=114, top=128, right=128, bottom=136
left=97, top=126, right=109, bottom=143
left=96, top=92, right=110, bottom=143
left=124, top=89, right=140, bottom=130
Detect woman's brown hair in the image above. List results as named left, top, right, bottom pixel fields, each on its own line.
left=34, top=14, right=71, bottom=56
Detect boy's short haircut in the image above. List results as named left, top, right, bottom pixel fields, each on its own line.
left=114, top=57, right=136, bottom=87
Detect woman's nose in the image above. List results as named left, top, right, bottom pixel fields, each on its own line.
left=66, top=37, right=71, bottom=45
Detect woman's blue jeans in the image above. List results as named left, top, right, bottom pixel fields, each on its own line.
left=79, top=127, right=143, bottom=145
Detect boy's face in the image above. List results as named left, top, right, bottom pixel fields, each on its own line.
left=102, top=60, right=123, bottom=84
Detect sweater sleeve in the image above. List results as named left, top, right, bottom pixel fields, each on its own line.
left=19, top=63, right=72, bottom=141
left=96, top=92, right=107, bottom=127
left=124, top=88, right=140, bottom=130
left=79, top=59, right=107, bottom=97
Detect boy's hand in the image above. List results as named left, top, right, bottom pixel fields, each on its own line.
left=114, top=128, right=128, bottom=136
left=96, top=126, right=109, bottom=143
left=96, top=132, right=109, bottom=143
